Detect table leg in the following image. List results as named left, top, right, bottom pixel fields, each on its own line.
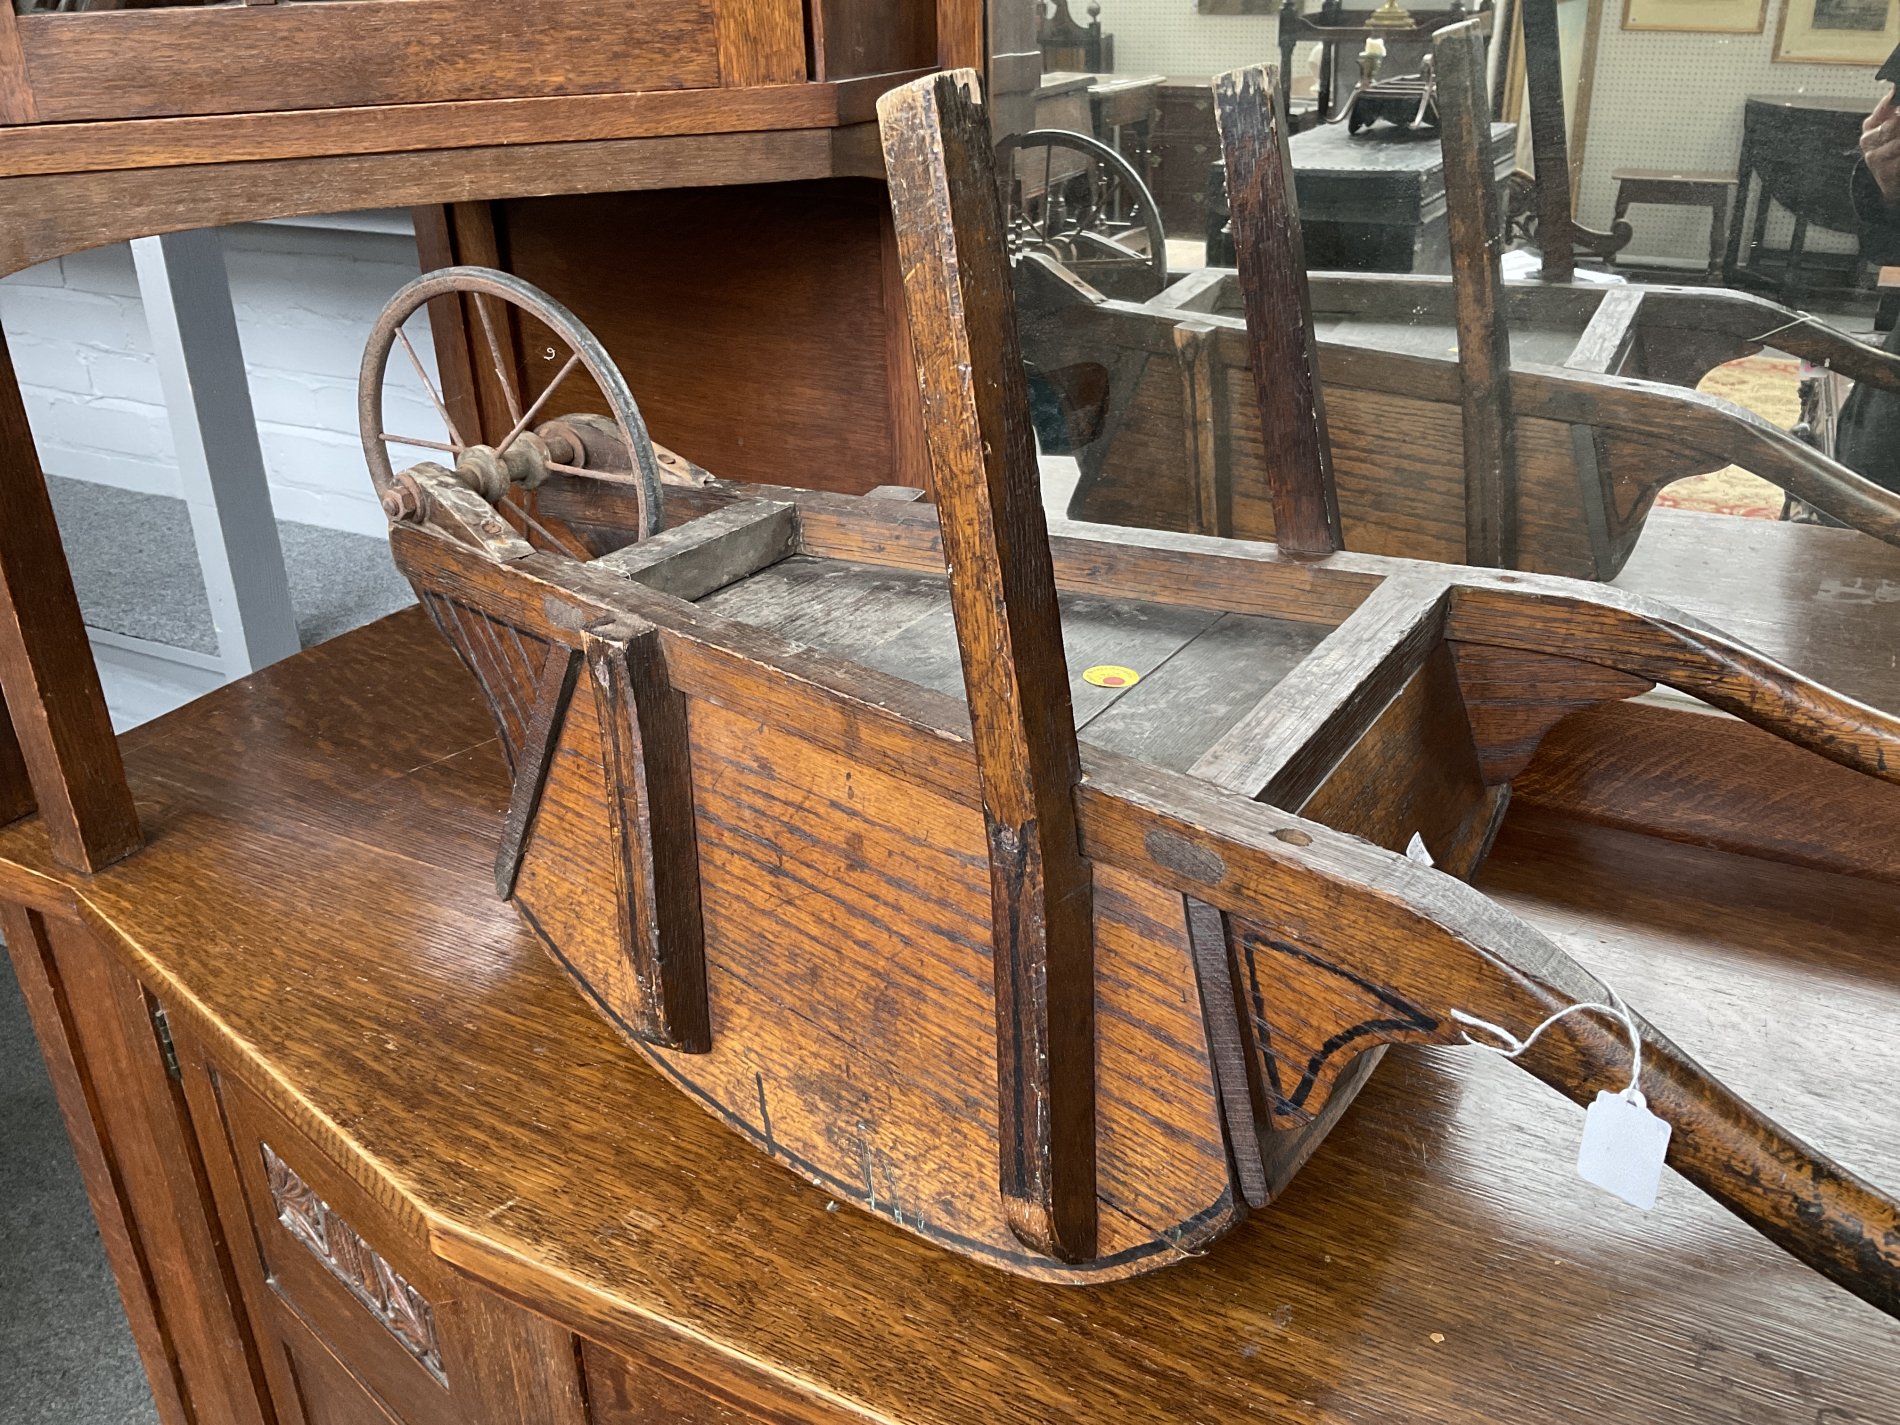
left=1706, top=190, right=1729, bottom=285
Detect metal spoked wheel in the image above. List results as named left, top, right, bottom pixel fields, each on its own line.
left=998, top=128, right=1168, bottom=301
left=358, top=265, right=666, bottom=544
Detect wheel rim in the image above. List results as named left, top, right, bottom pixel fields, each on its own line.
left=998, top=128, right=1169, bottom=300
left=358, top=265, right=667, bottom=542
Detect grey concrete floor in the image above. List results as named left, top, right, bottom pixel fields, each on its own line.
left=0, top=964, right=158, bottom=1425
left=1, top=486, right=416, bottom=1423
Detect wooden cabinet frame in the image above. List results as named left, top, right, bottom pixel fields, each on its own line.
left=0, top=1, right=808, bottom=125
left=0, top=0, right=979, bottom=873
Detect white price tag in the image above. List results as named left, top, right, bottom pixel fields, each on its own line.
left=1577, top=1090, right=1672, bottom=1212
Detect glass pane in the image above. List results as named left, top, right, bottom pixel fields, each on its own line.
left=1001, top=0, right=1900, bottom=613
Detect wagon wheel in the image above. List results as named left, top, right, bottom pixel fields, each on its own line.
left=359, top=265, right=666, bottom=544
left=998, top=128, right=1169, bottom=301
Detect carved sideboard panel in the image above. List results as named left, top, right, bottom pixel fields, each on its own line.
left=261, top=1143, right=446, bottom=1385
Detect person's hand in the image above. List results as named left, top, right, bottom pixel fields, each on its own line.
left=1862, top=88, right=1900, bottom=205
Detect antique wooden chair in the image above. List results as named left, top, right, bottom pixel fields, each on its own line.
left=1037, top=0, right=1111, bottom=73
left=1513, top=0, right=1631, bottom=276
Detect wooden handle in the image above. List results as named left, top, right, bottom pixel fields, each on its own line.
left=1638, top=288, right=1900, bottom=399
left=1747, top=316, right=1900, bottom=397
left=879, top=71, right=1100, bottom=1263
left=1213, top=63, right=1343, bottom=558
left=1433, top=18, right=1518, bottom=568
left=1723, top=427, right=1900, bottom=547
left=1077, top=755, right=1900, bottom=1319
left=1447, top=583, right=1900, bottom=786
left=1513, top=1005, right=1900, bottom=1319
left=1510, top=366, right=1900, bottom=550
left=1520, top=0, right=1576, bottom=283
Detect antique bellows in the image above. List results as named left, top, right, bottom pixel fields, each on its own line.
left=355, top=68, right=1900, bottom=1315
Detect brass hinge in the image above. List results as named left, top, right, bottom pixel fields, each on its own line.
left=150, top=1003, right=182, bottom=1083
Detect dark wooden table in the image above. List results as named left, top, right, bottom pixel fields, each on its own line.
left=1087, top=70, right=1165, bottom=195
left=1208, top=121, right=1516, bottom=272
left=1724, top=93, right=1869, bottom=305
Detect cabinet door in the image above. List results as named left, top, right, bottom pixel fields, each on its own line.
left=2, top=905, right=271, bottom=1425
left=175, top=1039, right=589, bottom=1425
left=0, top=0, right=806, bottom=125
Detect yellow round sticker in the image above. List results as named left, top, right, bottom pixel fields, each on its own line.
left=1082, top=664, right=1140, bottom=689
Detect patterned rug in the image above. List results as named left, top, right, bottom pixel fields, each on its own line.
left=1653, top=355, right=1798, bottom=520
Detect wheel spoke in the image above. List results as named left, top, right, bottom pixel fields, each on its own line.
left=474, top=292, right=525, bottom=427
left=381, top=432, right=461, bottom=455
left=494, top=350, right=583, bottom=457
left=1040, top=145, right=1055, bottom=244
left=505, top=492, right=582, bottom=555
left=395, top=327, right=465, bottom=449
left=546, top=459, right=642, bottom=486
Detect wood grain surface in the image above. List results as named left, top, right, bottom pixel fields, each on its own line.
left=1213, top=65, right=1342, bottom=557
left=881, top=72, right=1100, bottom=1261
left=390, top=450, right=1900, bottom=1309
left=1, top=610, right=1895, bottom=1420
left=3, top=907, right=194, bottom=1425
left=582, top=618, right=711, bottom=1052
left=0, top=128, right=860, bottom=282
left=0, top=9, right=34, bottom=127
left=1434, top=19, right=1518, bottom=568
left=1513, top=697, right=1900, bottom=885
left=0, top=78, right=910, bottom=181
left=0, top=331, right=140, bottom=870
left=1042, top=271, right=1900, bottom=576
left=1520, top=0, right=1576, bottom=282
left=10, top=0, right=786, bottom=123
left=492, top=185, right=926, bottom=497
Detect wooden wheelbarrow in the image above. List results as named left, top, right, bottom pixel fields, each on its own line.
left=354, top=68, right=1900, bottom=1316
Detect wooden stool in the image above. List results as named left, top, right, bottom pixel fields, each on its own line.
left=1610, top=168, right=1737, bottom=281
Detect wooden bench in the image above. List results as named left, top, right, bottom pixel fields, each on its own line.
left=1610, top=168, right=1739, bottom=281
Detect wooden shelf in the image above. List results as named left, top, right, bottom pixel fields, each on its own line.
left=0, top=75, right=917, bottom=181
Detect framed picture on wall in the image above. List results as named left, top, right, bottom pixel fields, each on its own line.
left=1622, top=0, right=1767, bottom=32
left=1774, top=0, right=1900, bottom=62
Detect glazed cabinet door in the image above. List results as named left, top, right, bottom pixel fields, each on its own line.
left=172, top=1031, right=590, bottom=1425
left=0, top=0, right=807, bottom=125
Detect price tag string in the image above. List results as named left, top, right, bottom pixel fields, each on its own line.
left=1449, top=989, right=1673, bottom=1212
left=1449, top=992, right=1645, bottom=1106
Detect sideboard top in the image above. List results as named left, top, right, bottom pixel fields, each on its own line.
left=0, top=593, right=1892, bottom=1423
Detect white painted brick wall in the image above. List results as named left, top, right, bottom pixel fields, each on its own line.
left=0, top=215, right=445, bottom=539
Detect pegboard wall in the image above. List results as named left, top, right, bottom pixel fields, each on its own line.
left=1098, top=1, right=1886, bottom=268
left=1576, top=7, right=1887, bottom=266
left=1104, top=2, right=1282, bottom=77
